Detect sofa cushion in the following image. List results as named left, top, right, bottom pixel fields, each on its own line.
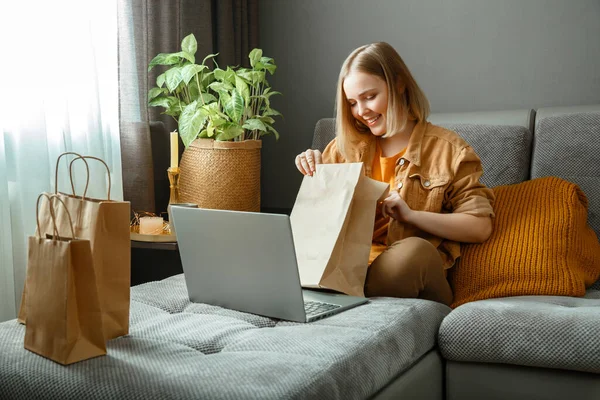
left=450, top=176, right=600, bottom=308
left=531, top=106, right=600, bottom=239
left=0, top=274, right=450, bottom=399
left=438, top=289, right=600, bottom=374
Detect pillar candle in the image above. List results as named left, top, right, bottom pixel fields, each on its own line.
left=139, top=216, right=164, bottom=235
left=170, top=131, right=179, bottom=168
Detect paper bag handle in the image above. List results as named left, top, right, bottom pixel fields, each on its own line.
left=68, top=156, right=111, bottom=201
left=36, top=193, right=76, bottom=241
left=54, top=152, right=90, bottom=196
left=36, top=193, right=58, bottom=239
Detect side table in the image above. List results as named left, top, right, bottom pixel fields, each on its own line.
left=130, top=240, right=183, bottom=285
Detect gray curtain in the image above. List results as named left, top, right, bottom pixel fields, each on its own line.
left=117, top=0, right=259, bottom=214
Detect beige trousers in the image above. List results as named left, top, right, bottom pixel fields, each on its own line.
left=365, top=237, right=453, bottom=306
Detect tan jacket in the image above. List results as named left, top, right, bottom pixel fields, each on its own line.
left=322, top=121, right=496, bottom=269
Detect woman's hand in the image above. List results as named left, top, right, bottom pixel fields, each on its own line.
left=295, top=149, right=322, bottom=176
left=381, top=190, right=414, bottom=223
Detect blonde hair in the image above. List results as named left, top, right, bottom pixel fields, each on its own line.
left=334, top=42, right=430, bottom=158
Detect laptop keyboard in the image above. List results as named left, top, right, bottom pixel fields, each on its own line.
left=304, top=300, right=341, bottom=317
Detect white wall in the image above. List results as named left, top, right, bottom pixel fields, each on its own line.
left=258, top=0, right=600, bottom=209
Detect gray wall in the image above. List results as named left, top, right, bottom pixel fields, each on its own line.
left=258, top=0, right=600, bottom=210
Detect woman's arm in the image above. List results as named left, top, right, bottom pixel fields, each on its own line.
left=406, top=210, right=492, bottom=243
left=382, top=191, right=492, bottom=243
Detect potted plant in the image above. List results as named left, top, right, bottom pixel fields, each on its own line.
left=147, top=33, right=282, bottom=212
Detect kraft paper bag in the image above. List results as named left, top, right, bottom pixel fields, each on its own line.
left=19, top=153, right=131, bottom=340
left=24, top=194, right=106, bottom=365
left=290, top=162, right=389, bottom=297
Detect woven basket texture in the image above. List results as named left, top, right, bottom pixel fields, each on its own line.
left=179, top=139, right=261, bottom=212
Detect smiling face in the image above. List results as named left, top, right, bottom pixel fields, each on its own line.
left=343, top=71, right=389, bottom=136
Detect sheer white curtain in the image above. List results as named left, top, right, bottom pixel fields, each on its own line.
left=0, top=1, right=122, bottom=322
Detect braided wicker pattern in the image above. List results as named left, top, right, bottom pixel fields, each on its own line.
left=179, top=139, right=261, bottom=212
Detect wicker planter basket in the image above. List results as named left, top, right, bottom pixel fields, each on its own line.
left=178, top=138, right=262, bottom=212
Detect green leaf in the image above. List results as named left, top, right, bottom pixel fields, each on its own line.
left=199, top=92, right=217, bottom=104
left=242, top=118, right=267, bottom=132
left=224, top=90, right=244, bottom=122
left=207, top=123, right=215, bottom=137
left=235, top=75, right=250, bottom=105
left=201, top=71, right=215, bottom=88
left=265, top=90, right=281, bottom=98
left=148, top=53, right=182, bottom=71
left=213, top=68, right=227, bottom=82
left=164, top=99, right=186, bottom=117
left=181, top=34, right=197, bottom=55
left=203, top=101, right=221, bottom=113
left=208, top=81, right=233, bottom=104
left=258, top=116, right=276, bottom=125
left=264, top=63, right=277, bottom=75
left=266, top=123, right=280, bottom=140
left=189, top=81, right=200, bottom=100
left=179, top=101, right=207, bottom=146
left=201, top=53, right=219, bottom=66
left=215, top=90, right=231, bottom=109
left=264, top=108, right=282, bottom=117
left=181, top=64, right=207, bottom=85
left=253, top=61, right=265, bottom=71
left=237, top=70, right=263, bottom=85
left=174, top=51, right=195, bottom=64
left=148, top=96, right=171, bottom=108
left=215, top=122, right=244, bottom=141
left=199, top=129, right=209, bottom=138
left=211, top=117, right=227, bottom=127
left=209, top=81, right=234, bottom=94
left=156, top=73, right=166, bottom=88
left=165, top=67, right=184, bottom=92
left=148, top=87, right=167, bottom=101
left=249, top=48, right=263, bottom=68
left=259, top=94, right=270, bottom=108
left=202, top=102, right=230, bottom=122
left=214, top=67, right=236, bottom=84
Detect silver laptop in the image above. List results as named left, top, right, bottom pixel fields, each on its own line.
left=171, top=207, right=368, bottom=323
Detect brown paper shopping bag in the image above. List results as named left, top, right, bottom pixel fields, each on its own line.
left=24, top=194, right=106, bottom=365
left=19, top=153, right=131, bottom=340
left=290, top=163, right=389, bottom=297
left=17, top=152, right=89, bottom=326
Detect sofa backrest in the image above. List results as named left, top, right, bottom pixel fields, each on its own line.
left=429, top=109, right=534, bottom=188
left=311, top=109, right=535, bottom=189
left=531, top=104, right=600, bottom=239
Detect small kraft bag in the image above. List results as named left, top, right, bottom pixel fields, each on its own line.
left=290, top=163, right=389, bottom=297
left=24, top=194, right=106, bottom=365
left=19, top=153, right=131, bottom=340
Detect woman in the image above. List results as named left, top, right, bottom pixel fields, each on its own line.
left=295, top=42, right=495, bottom=306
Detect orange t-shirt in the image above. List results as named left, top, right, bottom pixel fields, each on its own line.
left=369, top=141, right=406, bottom=264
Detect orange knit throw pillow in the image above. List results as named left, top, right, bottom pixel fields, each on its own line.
left=450, top=176, right=600, bottom=308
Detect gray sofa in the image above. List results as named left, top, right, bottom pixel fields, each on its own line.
left=0, top=105, right=599, bottom=399
left=314, top=104, right=600, bottom=399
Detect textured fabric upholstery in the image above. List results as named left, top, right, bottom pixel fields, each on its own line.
left=0, top=274, right=450, bottom=399
left=531, top=110, right=600, bottom=238
left=311, top=118, right=336, bottom=152
left=438, top=289, right=600, bottom=374
left=446, top=361, right=600, bottom=400
left=435, top=123, right=531, bottom=188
